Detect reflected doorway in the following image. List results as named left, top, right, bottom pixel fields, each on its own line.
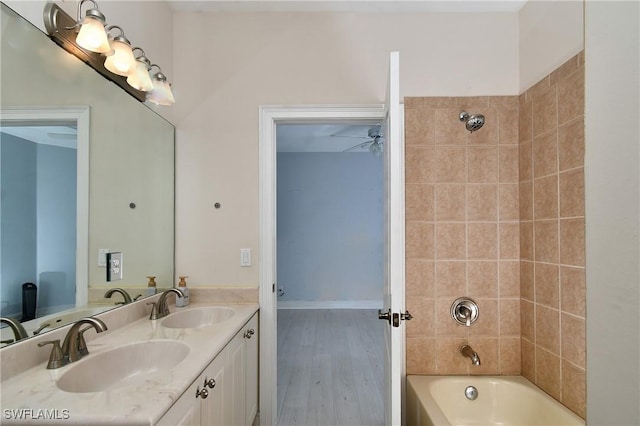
left=0, top=106, right=89, bottom=343
left=0, top=123, right=77, bottom=319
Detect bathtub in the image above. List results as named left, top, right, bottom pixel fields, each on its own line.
left=407, top=375, right=584, bottom=426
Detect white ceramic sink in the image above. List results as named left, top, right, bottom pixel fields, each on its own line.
left=57, top=340, right=189, bottom=393
left=161, top=306, right=235, bottom=329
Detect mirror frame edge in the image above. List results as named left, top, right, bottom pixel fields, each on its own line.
left=0, top=105, right=90, bottom=309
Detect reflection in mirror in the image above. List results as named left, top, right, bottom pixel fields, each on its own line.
left=1, top=122, right=79, bottom=319
left=0, top=3, right=175, bottom=346
left=1, top=107, right=90, bottom=344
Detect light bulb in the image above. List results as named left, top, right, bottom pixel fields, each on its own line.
left=126, top=60, right=153, bottom=92
left=147, top=78, right=175, bottom=106
left=76, top=17, right=110, bottom=53
left=104, top=39, right=135, bottom=76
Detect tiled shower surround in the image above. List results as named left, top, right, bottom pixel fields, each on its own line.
left=519, top=52, right=585, bottom=417
left=404, top=52, right=585, bottom=418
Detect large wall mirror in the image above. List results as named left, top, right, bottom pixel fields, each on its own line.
left=0, top=2, right=174, bottom=346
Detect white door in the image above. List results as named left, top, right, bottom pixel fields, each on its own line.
left=380, top=50, right=405, bottom=426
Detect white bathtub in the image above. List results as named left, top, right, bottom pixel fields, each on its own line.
left=407, top=375, right=584, bottom=426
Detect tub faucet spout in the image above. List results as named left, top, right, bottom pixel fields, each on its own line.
left=460, top=344, right=481, bottom=366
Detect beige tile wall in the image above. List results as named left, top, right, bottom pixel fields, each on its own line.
left=405, top=96, right=521, bottom=376
left=403, top=52, right=585, bottom=419
left=519, top=52, right=585, bottom=418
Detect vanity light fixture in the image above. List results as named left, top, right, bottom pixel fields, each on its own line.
left=43, top=1, right=175, bottom=105
left=103, top=26, right=136, bottom=76
left=147, top=65, right=175, bottom=106
left=127, top=48, right=154, bottom=92
left=72, top=0, right=111, bottom=54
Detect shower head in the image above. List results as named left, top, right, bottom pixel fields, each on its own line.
left=459, top=111, right=485, bottom=133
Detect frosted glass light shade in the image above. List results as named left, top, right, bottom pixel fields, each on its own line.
left=126, top=61, right=153, bottom=92
left=147, top=79, right=175, bottom=106
left=104, top=39, right=135, bottom=76
left=76, top=17, right=110, bottom=53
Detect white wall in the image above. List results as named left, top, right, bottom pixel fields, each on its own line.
left=585, top=2, right=640, bottom=424
left=2, top=0, right=175, bottom=122
left=173, top=11, right=519, bottom=285
left=518, top=0, right=584, bottom=92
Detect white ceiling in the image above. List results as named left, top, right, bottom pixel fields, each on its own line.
left=167, top=0, right=527, bottom=13
left=277, top=123, right=383, bottom=152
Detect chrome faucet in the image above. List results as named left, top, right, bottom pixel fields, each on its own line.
left=61, top=317, right=108, bottom=363
left=0, top=317, right=29, bottom=344
left=460, top=344, right=481, bottom=366
left=104, top=287, right=133, bottom=305
left=148, top=288, right=184, bottom=320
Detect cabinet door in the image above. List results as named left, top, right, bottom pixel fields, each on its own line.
left=227, top=330, right=246, bottom=425
left=244, top=314, right=259, bottom=425
left=156, top=379, right=202, bottom=426
left=200, top=356, right=227, bottom=426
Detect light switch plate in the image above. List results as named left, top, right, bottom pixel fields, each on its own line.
left=240, top=248, right=251, bottom=267
left=106, top=252, right=123, bottom=281
left=98, top=248, right=109, bottom=267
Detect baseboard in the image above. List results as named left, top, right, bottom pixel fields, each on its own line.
left=277, top=300, right=383, bottom=309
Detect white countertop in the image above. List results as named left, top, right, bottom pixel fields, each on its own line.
left=0, top=302, right=259, bottom=425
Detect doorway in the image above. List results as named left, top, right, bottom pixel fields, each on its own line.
left=275, top=122, right=385, bottom=425
left=259, top=106, right=388, bottom=424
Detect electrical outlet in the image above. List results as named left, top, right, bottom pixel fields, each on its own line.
left=98, top=248, right=109, bottom=267
left=106, top=252, right=123, bottom=281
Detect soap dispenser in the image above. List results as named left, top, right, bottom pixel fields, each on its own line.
left=146, top=276, right=157, bottom=296
left=175, top=276, right=189, bottom=307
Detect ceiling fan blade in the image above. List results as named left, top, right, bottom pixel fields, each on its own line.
left=330, top=134, right=370, bottom=139
left=343, top=140, right=372, bottom=152
left=47, top=132, right=76, bottom=140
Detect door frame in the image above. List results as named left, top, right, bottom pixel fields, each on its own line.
left=258, top=104, right=405, bottom=425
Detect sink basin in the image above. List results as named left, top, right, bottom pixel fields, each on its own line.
left=161, top=306, right=235, bottom=329
left=57, top=340, right=189, bottom=393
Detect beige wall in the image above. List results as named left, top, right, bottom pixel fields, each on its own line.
left=519, top=52, right=585, bottom=418
left=518, top=0, right=584, bottom=93
left=404, top=96, right=521, bottom=376
left=585, top=2, right=640, bottom=424
left=173, top=11, right=519, bottom=285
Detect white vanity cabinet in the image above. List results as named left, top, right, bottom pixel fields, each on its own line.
left=223, top=313, right=259, bottom=425
left=157, top=313, right=259, bottom=426
left=244, top=314, right=259, bottom=425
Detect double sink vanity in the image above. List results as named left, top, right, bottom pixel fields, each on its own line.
left=0, top=292, right=259, bottom=425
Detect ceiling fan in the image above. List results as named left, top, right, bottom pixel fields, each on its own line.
left=332, top=124, right=384, bottom=155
